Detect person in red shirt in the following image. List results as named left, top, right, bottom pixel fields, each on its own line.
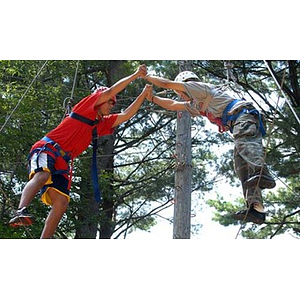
left=9, top=65, right=152, bottom=238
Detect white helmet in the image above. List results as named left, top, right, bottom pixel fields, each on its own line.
left=174, top=71, right=200, bottom=82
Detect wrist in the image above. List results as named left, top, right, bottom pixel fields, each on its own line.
left=133, top=72, right=139, bottom=80
left=151, top=95, right=155, bottom=103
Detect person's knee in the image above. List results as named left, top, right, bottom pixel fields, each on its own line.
left=50, top=191, right=69, bottom=213
left=59, top=198, right=69, bottom=213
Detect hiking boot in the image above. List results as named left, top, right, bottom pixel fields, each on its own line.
left=232, top=205, right=266, bottom=224
left=9, top=207, right=34, bottom=227
left=244, top=174, right=276, bottom=189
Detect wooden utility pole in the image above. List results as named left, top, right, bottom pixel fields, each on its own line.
left=173, top=61, right=192, bottom=239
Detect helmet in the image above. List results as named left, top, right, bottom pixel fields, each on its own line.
left=174, top=71, right=200, bottom=82
left=94, top=86, right=116, bottom=104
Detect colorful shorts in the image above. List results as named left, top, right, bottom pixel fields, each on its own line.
left=28, top=144, right=71, bottom=206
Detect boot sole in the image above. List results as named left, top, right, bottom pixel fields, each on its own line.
left=232, top=210, right=265, bottom=225
left=244, top=176, right=276, bottom=189
left=9, top=216, right=34, bottom=227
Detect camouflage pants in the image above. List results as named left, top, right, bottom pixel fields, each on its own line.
left=232, top=113, right=271, bottom=207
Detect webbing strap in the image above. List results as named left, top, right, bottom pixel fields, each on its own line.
left=69, top=111, right=102, bottom=203
left=221, top=99, right=242, bottom=125
left=91, top=127, right=101, bottom=203
left=31, top=138, right=71, bottom=176
left=41, top=136, right=71, bottom=161
left=222, top=100, right=266, bottom=136
left=69, top=112, right=99, bottom=126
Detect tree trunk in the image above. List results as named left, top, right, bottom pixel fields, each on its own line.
left=173, top=61, right=192, bottom=239
left=98, top=61, right=126, bottom=238
left=172, top=110, right=192, bottom=239
left=74, top=60, right=126, bottom=239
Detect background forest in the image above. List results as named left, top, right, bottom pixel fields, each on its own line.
left=0, top=60, right=299, bottom=239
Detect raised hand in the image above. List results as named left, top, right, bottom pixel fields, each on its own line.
left=136, top=64, right=147, bottom=78
left=142, top=84, right=153, bottom=99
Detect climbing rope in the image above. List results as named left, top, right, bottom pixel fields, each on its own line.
left=71, top=60, right=80, bottom=100
left=224, top=61, right=236, bottom=83
left=217, top=61, right=244, bottom=100
left=0, top=60, right=48, bottom=134
left=264, top=60, right=300, bottom=126
left=62, top=60, right=80, bottom=119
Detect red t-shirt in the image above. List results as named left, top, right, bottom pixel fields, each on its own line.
left=31, top=90, right=118, bottom=159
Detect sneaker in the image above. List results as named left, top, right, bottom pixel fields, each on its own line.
left=232, top=205, right=266, bottom=224
left=9, top=207, right=34, bottom=227
left=244, top=174, right=276, bottom=189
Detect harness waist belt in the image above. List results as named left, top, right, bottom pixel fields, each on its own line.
left=222, top=99, right=266, bottom=136
left=41, top=136, right=71, bottom=161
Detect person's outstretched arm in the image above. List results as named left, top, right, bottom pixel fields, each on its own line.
left=144, top=74, right=186, bottom=92
left=112, top=84, right=152, bottom=127
left=146, top=88, right=185, bottom=111
left=95, top=65, right=147, bottom=107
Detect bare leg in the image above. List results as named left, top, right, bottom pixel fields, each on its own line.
left=19, top=171, right=50, bottom=209
left=40, top=188, right=69, bottom=239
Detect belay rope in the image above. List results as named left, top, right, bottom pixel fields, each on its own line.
left=0, top=61, right=49, bottom=134
left=264, top=60, right=300, bottom=126
left=62, top=60, right=80, bottom=119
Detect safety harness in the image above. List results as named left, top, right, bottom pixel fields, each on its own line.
left=40, top=136, right=71, bottom=162
left=29, top=137, right=71, bottom=176
left=221, top=99, right=266, bottom=136
left=27, top=136, right=72, bottom=193
left=201, top=99, right=266, bottom=136
left=34, top=112, right=102, bottom=203
left=69, top=112, right=101, bottom=203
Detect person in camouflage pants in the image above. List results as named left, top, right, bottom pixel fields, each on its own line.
left=233, top=112, right=275, bottom=223
left=144, top=70, right=276, bottom=224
